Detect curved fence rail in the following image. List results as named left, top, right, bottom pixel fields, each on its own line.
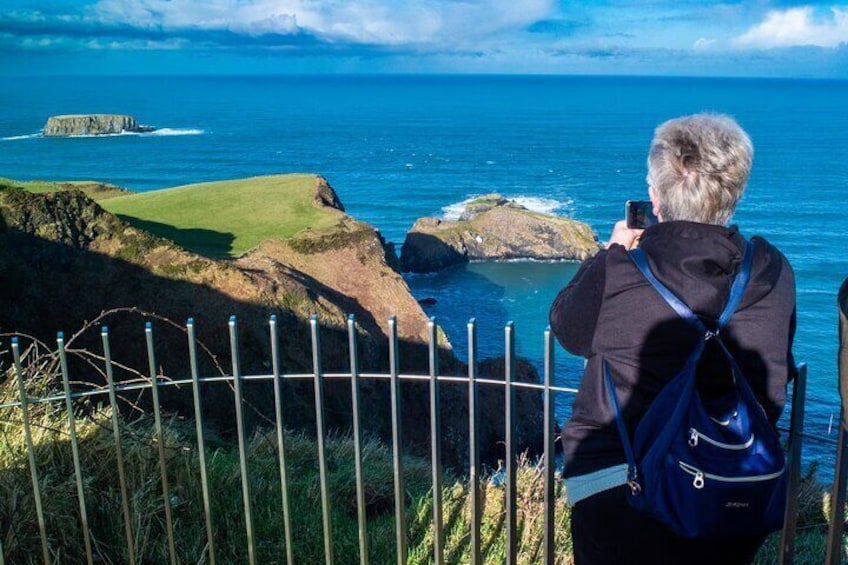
left=0, top=314, right=817, bottom=564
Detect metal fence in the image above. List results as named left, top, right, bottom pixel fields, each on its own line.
left=0, top=314, right=816, bottom=564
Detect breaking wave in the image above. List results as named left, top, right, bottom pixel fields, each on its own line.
left=1, top=133, right=40, bottom=141
left=442, top=195, right=574, bottom=220
left=143, top=128, right=205, bottom=136
left=2, top=127, right=204, bottom=141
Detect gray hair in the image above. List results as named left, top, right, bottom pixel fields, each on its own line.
left=648, top=113, right=753, bottom=225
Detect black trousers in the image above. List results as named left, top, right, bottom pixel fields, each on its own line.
left=571, top=486, right=767, bottom=565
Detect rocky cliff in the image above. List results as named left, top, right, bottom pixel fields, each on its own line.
left=401, top=194, right=600, bottom=273
left=0, top=180, right=543, bottom=469
left=43, top=114, right=154, bottom=136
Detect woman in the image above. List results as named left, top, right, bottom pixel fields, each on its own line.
left=550, top=114, right=797, bottom=564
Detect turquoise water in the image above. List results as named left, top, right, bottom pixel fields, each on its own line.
left=2, top=75, right=846, bottom=472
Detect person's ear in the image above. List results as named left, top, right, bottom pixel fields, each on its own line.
left=649, top=185, right=662, bottom=221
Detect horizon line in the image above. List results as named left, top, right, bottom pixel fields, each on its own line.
left=4, top=71, right=848, bottom=83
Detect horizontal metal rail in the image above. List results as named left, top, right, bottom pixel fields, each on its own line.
left=0, top=374, right=580, bottom=409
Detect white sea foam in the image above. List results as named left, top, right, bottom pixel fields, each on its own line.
left=442, top=197, right=477, bottom=220
left=2, top=127, right=204, bottom=140
left=512, top=196, right=573, bottom=215
left=64, top=131, right=138, bottom=138
left=143, top=128, right=205, bottom=136
left=442, top=194, right=574, bottom=220
left=2, top=133, right=41, bottom=141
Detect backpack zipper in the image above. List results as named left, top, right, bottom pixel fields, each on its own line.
left=688, top=428, right=755, bottom=450
left=709, top=410, right=738, bottom=426
left=678, top=461, right=785, bottom=490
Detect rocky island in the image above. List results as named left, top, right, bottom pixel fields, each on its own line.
left=43, top=114, right=155, bottom=136
left=400, top=194, right=599, bottom=273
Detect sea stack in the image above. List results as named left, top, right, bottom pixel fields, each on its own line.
left=43, top=114, right=154, bottom=137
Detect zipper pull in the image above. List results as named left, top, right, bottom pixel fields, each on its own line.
left=693, top=471, right=705, bottom=489
left=688, top=428, right=698, bottom=447
left=626, top=466, right=642, bottom=496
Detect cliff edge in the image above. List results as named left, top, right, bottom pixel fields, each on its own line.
left=0, top=176, right=543, bottom=469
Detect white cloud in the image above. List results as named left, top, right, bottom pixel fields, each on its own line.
left=89, top=0, right=555, bottom=47
left=21, top=37, right=58, bottom=48
left=733, top=7, right=848, bottom=48
left=693, top=37, right=716, bottom=50
left=84, top=38, right=188, bottom=50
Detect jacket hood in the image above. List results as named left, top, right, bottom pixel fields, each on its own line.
left=635, top=221, right=785, bottom=321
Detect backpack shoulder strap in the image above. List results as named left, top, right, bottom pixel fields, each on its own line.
left=604, top=361, right=642, bottom=494
left=717, top=240, right=755, bottom=329
left=629, top=239, right=755, bottom=335
left=629, top=248, right=707, bottom=334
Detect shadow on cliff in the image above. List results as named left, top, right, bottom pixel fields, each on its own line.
left=113, top=215, right=236, bottom=259
left=400, top=232, right=467, bottom=273
left=0, top=215, right=542, bottom=471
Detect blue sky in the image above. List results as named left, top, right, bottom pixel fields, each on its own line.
left=2, top=1, right=848, bottom=77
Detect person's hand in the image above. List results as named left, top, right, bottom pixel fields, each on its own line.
left=608, top=220, right=644, bottom=250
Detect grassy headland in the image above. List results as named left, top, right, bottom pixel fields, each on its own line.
left=99, top=174, right=344, bottom=258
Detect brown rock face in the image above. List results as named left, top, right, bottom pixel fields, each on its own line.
left=400, top=194, right=600, bottom=273
left=43, top=114, right=154, bottom=136
left=312, top=176, right=346, bottom=211
left=0, top=182, right=544, bottom=470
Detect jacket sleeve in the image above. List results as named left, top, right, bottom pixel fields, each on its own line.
left=750, top=240, right=798, bottom=424
left=549, top=248, right=609, bottom=358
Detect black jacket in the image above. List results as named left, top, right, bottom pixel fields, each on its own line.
left=550, top=221, right=797, bottom=479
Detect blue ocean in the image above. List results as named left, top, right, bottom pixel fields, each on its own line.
left=1, top=75, right=846, bottom=474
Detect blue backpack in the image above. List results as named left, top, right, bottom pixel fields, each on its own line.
left=605, top=241, right=787, bottom=539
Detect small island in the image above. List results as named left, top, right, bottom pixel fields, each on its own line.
left=400, top=194, right=599, bottom=273
left=43, top=114, right=155, bottom=137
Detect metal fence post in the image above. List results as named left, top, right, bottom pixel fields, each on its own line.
left=388, top=316, right=407, bottom=565
left=145, top=323, right=177, bottom=565
left=187, top=319, right=217, bottom=565
left=229, top=317, right=257, bottom=565
left=429, top=318, right=445, bottom=565
left=347, top=315, right=370, bottom=565
left=57, top=332, right=94, bottom=565
left=269, top=315, right=295, bottom=565
left=827, top=419, right=848, bottom=565
left=101, top=328, right=136, bottom=565
left=468, top=319, right=481, bottom=565
left=543, top=327, right=556, bottom=565
left=779, top=364, right=807, bottom=565
left=11, top=339, right=51, bottom=565
left=311, top=315, right=335, bottom=565
left=504, top=322, right=517, bottom=565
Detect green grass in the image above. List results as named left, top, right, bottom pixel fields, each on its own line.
left=99, top=174, right=343, bottom=258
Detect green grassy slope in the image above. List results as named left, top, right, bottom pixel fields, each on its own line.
left=100, top=174, right=342, bottom=258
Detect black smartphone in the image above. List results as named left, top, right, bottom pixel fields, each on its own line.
left=625, top=200, right=658, bottom=229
